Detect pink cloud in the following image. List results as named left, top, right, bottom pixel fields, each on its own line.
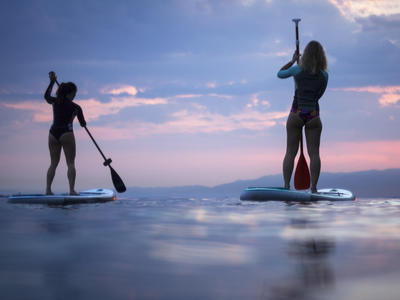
left=3, top=102, right=52, bottom=122
left=2, top=95, right=168, bottom=123
left=207, top=93, right=233, bottom=99
left=247, top=94, right=270, bottom=109
left=173, top=94, right=203, bottom=99
left=100, top=85, right=138, bottom=96
left=76, top=108, right=288, bottom=141
left=206, top=82, right=217, bottom=89
left=333, top=85, right=400, bottom=106
left=145, top=109, right=287, bottom=135
left=173, top=93, right=233, bottom=100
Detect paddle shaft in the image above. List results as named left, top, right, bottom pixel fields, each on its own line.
left=293, top=18, right=301, bottom=64
left=84, top=126, right=107, bottom=160
left=292, top=18, right=304, bottom=150
left=295, top=23, right=300, bottom=64
left=292, top=19, right=310, bottom=190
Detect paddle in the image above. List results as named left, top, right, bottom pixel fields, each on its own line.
left=292, top=19, right=311, bottom=190
left=83, top=126, right=126, bottom=193
left=53, top=76, right=126, bottom=193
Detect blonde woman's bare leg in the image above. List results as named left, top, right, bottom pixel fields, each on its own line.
left=305, top=117, right=322, bottom=193
left=60, top=132, right=78, bottom=195
left=283, top=113, right=304, bottom=189
left=46, top=134, right=62, bottom=195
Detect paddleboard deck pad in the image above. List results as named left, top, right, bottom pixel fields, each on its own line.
left=240, top=187, right=355, bottom=201
left=8, top=188, right=116, bottom=205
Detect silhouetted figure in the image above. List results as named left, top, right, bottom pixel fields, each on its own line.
left=44, top=72, right=86, bottom=195
left=278, top=41, right=328, bottom=193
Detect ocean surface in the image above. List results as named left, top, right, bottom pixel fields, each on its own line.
left=1, top=194, right=400, bottom=300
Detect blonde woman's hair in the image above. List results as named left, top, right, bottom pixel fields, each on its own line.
left=300, top=41, right=327, bottom=74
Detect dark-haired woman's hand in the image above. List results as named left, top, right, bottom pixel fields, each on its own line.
left=48, top=71, right=57, bottom=82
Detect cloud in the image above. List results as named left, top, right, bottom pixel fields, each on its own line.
left=2, top=95, right=168, bottom=123
left=329, top=0, right=400, bottom=20
left=148, top=108, right=286, bottom=135
left=206, top=82, right=217, bottom=88
left=173, top=94, right=203, bottom=99
left=332, top=85, right=400, bottom=106
left=172, top=93, right=232, bottom=100
left=100, top=85, right=139, bottom=96
left=355, top=13, right=400, bottom=32
left=3, top=101, right=51, bottom=122
left=80, top=107, right=287, bottom=140
left=247, top=94, right=270, bottom=109
left=79, top=96, right=168, bottom=121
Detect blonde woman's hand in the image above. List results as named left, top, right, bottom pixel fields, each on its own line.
left=291, top=51, right=300, bottom=63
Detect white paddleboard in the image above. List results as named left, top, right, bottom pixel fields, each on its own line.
left=8, top=188, right=116, bottom=205
left=240, top=187, right=355, bottom=201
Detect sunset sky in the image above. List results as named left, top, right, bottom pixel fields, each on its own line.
left=1, top=0, right=399, bottom=191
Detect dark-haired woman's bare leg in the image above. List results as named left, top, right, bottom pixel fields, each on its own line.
left=46, top=134, right=62, bottom=195
left=60, top=132, right=78, bottom=195
left=305, top=117, right=322, bottom=193
left=283, top=113, right=304, bottom=189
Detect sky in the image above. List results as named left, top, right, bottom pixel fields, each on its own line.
left=0, top=0, right=399, bottom=191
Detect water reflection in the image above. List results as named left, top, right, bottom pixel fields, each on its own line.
left=150, top=240, right=255, bottom=266
left=266, top=214, right=335, bottom=300
left=2, top=196, right=400, bottom=299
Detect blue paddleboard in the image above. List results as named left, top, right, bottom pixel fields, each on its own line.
left=8, top=188, right=116, bottom=204
left=240, top=187, right=356, bottom=201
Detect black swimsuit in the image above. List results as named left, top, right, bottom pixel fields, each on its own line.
left=44, top=81, right=86, bottom=141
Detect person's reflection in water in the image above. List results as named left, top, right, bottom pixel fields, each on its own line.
left=264, top=219, right=335, bottom=300
left=288, top=239, right=335, bottom=289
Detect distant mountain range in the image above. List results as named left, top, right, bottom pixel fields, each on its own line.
left=126, top=169, right=400, bottom=199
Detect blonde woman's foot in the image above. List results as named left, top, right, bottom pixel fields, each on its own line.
left=70, top=190, right=79, bottom=196
left=46, top=189, right=54, bottom=195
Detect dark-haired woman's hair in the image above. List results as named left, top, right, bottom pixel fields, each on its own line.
left=56, top=82, right=77, bottom=103
left=300, top=41, right=327, bottom=74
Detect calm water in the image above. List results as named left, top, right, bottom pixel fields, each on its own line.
left=1, top=195, right=400, bottom=300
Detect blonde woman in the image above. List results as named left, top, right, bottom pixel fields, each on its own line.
left=277, top=41, right=328, bottom=193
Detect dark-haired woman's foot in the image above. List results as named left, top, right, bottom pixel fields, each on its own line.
left=46, top=189, right=54, bottom=195
left=311, top=187, right=318, bottom=194
left=70, top=190, right=79, bottom=196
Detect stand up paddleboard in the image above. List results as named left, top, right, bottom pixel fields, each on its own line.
left=240, top=187, right=355, bottom=202
left=8, top=188, right=116, bottom=205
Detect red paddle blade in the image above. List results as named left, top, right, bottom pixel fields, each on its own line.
left=294, top=152, right=310, bottom=190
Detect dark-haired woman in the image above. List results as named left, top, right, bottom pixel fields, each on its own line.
left=277, top=41, right=328, bottom=193
left=44, top=72, right=86, bottom=195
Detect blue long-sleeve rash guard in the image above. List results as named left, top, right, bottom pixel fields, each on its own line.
left=277, top=65, right=328, bottom=111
